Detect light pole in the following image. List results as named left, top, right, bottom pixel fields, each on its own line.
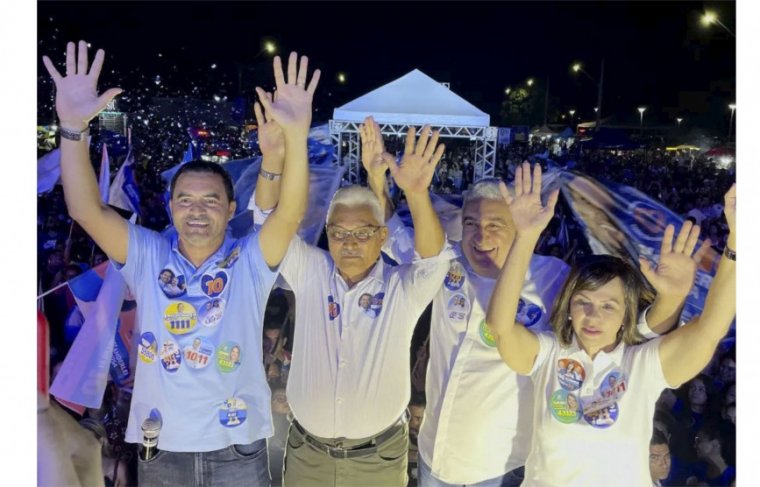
left=701, top=11, right=736, bottom=37
left=572, top=59, right=605, bottom=131
left=638, top=107, right=646, bottom=135
left=728, top=103, right=736, bottom=139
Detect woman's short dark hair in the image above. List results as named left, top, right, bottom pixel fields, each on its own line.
left=549, top=254, right=655, bottom=347
left=169, top=160, right=235, bottom=202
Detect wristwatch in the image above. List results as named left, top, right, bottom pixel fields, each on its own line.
left=259, top=168, right=282, bottom=181
left=59, top=125, right=90, bottom=141
left=723, top=246, right=736, bottom=261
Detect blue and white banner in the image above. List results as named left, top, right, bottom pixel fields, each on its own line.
left=109, top=149, right=142, bottom=215
left=37, top=148, right=61, bottom=195
left=98, top=143, right=111, bottom=203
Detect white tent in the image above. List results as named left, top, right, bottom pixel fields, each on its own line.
left=332, top=69, right=490, bottom=127
left=330, top=69, right=497, bottom=183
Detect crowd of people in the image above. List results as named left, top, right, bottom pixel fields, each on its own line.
left=37, top=41, right=736, bottom=487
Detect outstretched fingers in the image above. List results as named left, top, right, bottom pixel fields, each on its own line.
left=692, top=238, right=712, bottom=264
left=423, top=130, right=440, bottom=161
left=532, top=163, right=543, bottom=195
left=415, top=125, right=431, bottom=156
left=659, top=224, right=675, bottom=255
left=88, top=49, right=106, bottom=81
left=256, top=87, right=274, bottom=114
left=306, top=68, right=321, bottom=96
left=66, top=41, right=76, bottom=76
left=287, top=51, right=298, bottom=85
left=404, top=126, right=416, bottom=156
left=498, top=181, right=514, bottom=205
left=272, top=56, right=285, bottom=91
left=673, top=220, right=693, bottom=254
left=254, top=102, right=265, bottom=126
left=42, top=56, right=62, bottom=82
left=296, top=55, right=309, bottom=87
left=77, top=40, right=89, bottom=76
left=683, top=223, right=702, bottom=255
left=521, top=161, right=532, bottom=196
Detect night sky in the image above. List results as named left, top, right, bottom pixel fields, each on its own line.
left=37, top=1, right=736, bottom=129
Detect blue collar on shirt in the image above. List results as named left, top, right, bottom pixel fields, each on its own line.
left=168, top=230, right=237, bottom=276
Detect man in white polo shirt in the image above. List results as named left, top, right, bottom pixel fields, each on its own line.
left=360, top=118, right=696, bottom=486
left=280, top=125, right=454, bottom=486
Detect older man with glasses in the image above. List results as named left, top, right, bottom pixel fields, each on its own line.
left=277, top=125, right=454, bottom=486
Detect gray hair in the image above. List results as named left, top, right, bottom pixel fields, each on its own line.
left=326, top=185, right=385, bottom=225
left=463, top=178, right=512, bottom=206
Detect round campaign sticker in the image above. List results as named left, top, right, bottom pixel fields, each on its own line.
left=201, top=271, right=228, bottom=298
left=583, top=402, right=619, bottom=428
left=327, top=295, right=341, bottom=321
left=219, top=397, right=248, bottom=427
left=163, top=301, right=197, bottom=335
left=517, top=299, right=543, bottom=327
left=550, top=389, right=583, bottom=424
left=198, top=298, right=226, bottom=328
left=159, top=339, right=182, bottom=373
left=216, top=342, right=242, bottom=373
left=447, top=293, right=470, bottom=321
left=183, top=337, right=214, bottom=370
left=478, top=320, right=497, bottom=347
left=600, top=370, right=628, bottom=401
left=557, top=359, right=586, bottom=391
left=357, top=292, right=384, bottom=318
left=444, top=261, right=466, bottom=291
left=216, top=246, right=241, bottom=269
left=138, top=332, right=158, bottom=364
left=157, top=268, right=187, bottom=299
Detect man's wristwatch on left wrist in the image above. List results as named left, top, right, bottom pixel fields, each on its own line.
left=59, top=125, right=90, bottom=141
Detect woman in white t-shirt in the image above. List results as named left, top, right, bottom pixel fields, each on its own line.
left=485, top=162, right=736, bottom=487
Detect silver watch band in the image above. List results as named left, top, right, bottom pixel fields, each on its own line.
left=59, top=125, right=89, bottom=141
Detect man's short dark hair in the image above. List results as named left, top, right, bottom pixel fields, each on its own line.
left=170, top=160, right=235, bottom=202
left=650, top=429, right=669, bottom=447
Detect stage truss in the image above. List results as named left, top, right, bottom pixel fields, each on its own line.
left=329, top=120, right=498, bottom=185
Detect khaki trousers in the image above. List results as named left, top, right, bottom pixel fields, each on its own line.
left=283, top=421, right=408, bottom=487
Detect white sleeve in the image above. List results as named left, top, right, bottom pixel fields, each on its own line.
left=247, top=189, right=275, bottom=231
left=381, top=213, right=417, bottom=265
left=529, top=331, right=556, bottom=376
left=396, top=243, right=456, bottom=313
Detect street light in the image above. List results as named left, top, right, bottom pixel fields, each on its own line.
left=728, top=103, right=736, bottom=139
left=505, top=87, right=511, bottom=95
left=526, top=78, right=534, bottom=87
left=571, top=59, right=605, bottom=130
left=676, top=117, right=683, bottom=128
left=337, top=72, right=347, bottom=84
left=569, top=109, right=576, bottom=126
left=264, top=41, right=276, bottom=54
left=701, top=11, right=736, bottom=37
left=638, top=107, right=646, bottom=135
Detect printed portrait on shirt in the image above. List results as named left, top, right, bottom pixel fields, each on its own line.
left=158, top=268, right=187, bottom=298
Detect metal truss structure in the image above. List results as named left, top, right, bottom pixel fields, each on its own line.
left=329, top=120, right=498, bottom=184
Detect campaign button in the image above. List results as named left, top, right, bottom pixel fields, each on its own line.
left=358, top=292, right=384, bottom=319
left=157, top=268, right=187, bottom=299
left=583, top=402, right=619, bottom=428
left=138, top=332, right=158, bottom=364
left=163, top=301, right=197, bottom=335
left=446, top=293, right=470, bottom=321
left=219, top=397, right=247, bottom=427
left=159, top=339, right=182, bottom=373
left=183, top=337, right=214, bottom=370
left=517, top=299, right=543, bottom=327
left=478, top=319, right=496, bottom=347
left=216, top=245, right=241, bottom=269
left=556, top=358, right=585, bottom=391
left=550, top=389, right=582, bottom=424
left=216, top=342, right=242, bottom=373
left=198, top=298, right=226, bottom=328
left=600, top=370, right=628, bottom=401
left=201, top=271, right=228, bottom=298
left=444, top=261, right=466, bottom=291
left=327, top=295, right=341, bottom=321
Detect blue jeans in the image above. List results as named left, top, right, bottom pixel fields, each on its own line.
left=417, top=455, right=524, bottom=487
left=138, top=438, right=270, bottom=486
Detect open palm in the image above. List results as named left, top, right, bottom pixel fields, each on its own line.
left=256, top=52, right=320, bottom=136
left=386, top=125, right=445, bottom=194
left=42, top=41, right=123, bottom=127
left=501, top=162, right=558, bottom=238
left=254, top=96, right=285, bottom=159
left=360, top=116, right=388, bottom=181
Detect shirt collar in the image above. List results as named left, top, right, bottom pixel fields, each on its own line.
left=333, top=257, right=386, bottom=289
left=169, top=229, right=236, bottom=272
left=568, top=334, right=626, bottom=366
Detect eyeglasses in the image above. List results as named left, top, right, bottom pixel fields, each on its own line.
left=326, top=225, right=383, bottom=242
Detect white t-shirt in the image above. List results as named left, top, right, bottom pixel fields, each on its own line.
left=523, top=333, right=672, bottom=487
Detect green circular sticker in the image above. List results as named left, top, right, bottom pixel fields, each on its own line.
left=550, top=389, right=582, bottom=424
left=216, top=342, right=242, bottom=373
left=479, top=320, right=496, bottom=347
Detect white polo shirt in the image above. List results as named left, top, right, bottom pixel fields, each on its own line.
left=417, top=254, right=570, bottom=484
left=523, top=333, right=673, bottom=487
left=280, top=235, right=454, bottom=439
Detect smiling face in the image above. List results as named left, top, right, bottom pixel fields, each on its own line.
left=326, top=204, right=387, bottom=285
left=569, top=277, right=627, bottom=356
left=170, top=171, right=236, bottom=260
left=460, top=197, right=516, bottom=279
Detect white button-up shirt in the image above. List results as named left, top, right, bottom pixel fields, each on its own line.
left=280, top=236, right=454, bottom=439
left=418, top=253, right=570, bottom=483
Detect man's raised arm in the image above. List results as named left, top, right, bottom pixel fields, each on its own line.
left=43, top=41, right=129, bottom=263
left=256, top=52, right=321, bottom=268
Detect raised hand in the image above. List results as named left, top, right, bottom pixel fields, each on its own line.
left=500, top=161, right=558, bottom=239
left=383, top=125, right=445, bottom=194
left=255, top=52, right=320, bottom=138
left=253, top=95, right=285, bottom=160
left=639, top=222, right=711, bottom=299
left=42, top=41, right=123, bottom=130
left=359, top=116, right=388, bottom=182
left=723, top=183, right=736, bottom=235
